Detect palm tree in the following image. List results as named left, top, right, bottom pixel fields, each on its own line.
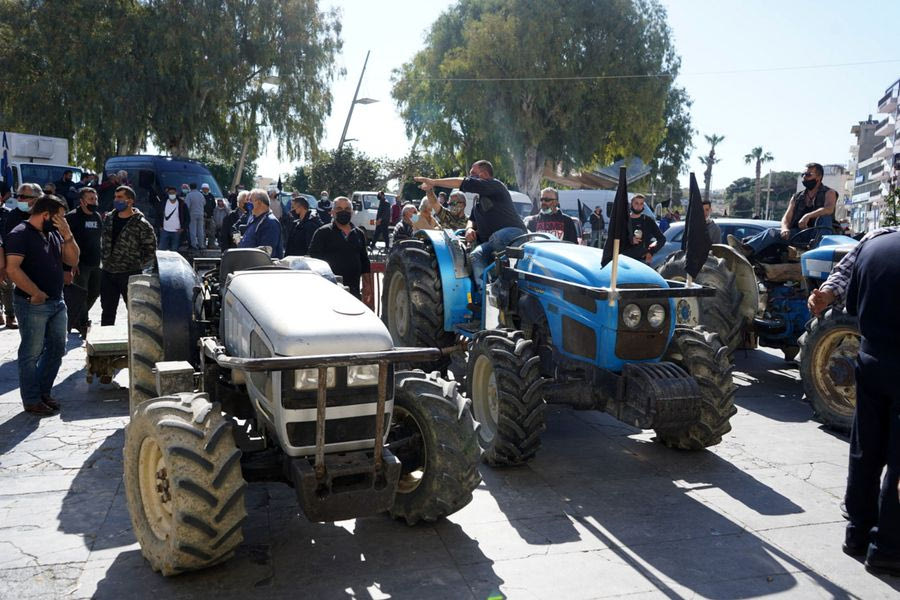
left=744, top=147, right=774, bottom=217
left=699, top=134, right=724, bottom=203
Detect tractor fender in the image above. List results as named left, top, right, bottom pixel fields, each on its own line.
left=156, top=250, right=202, bottom=365
left=710, top=244, right=759, bottom=321
left=416, top=229, right=473, bottom=332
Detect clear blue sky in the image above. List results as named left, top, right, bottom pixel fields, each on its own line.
left=257, top=0, right=900, bottom=191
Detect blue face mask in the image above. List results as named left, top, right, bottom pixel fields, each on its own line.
left=17, top=201, right=30, bottom=211
left=113, top=200, right=127, bottom=212
left=410, top=214, right=420, bottom=224
left=244, top=202, right=253, bottom=213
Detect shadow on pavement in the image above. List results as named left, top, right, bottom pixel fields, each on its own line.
left=0, top=411, right=40, bottom=458
left=732, top=348, right=814, bottom=424
left=482, top=408, right=854, bottom=599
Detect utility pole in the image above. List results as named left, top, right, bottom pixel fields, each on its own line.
left=338, top=51, right=372, bottom=151
left=764, top=170, right=772, bottom=220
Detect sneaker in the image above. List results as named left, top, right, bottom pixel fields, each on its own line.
left=6, top=315, right=17, bottom=330
left=24, top=401, right=55, bottom=416
left=865, top=551, right=900, bottom=577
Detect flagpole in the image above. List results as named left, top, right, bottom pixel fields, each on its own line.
left=685, top=274, right=693, bottom=288
left=608, top=239, right=620, bottom=307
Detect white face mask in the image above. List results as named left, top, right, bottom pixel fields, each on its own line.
left=168, top=194, right=177, bottom=201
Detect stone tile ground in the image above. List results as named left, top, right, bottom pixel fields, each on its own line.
left=0, top=304, right=897, bottom=599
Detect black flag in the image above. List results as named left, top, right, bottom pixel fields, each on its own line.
left=577, top=199, right=591, bottom=224
left=682, top=172, right=712, bottom=278
left=601, top=167, right=630, bottom=267
left=276, top=176, right=283, bottom=192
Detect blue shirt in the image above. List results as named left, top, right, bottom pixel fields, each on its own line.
left=239, top=211, right=283, bottom=258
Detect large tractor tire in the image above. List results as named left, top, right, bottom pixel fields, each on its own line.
left=658, top=252, right=745, bottom=354
left=798, top=309, right=859, bottom=433
left=382, top=240, right=455, bottom=371
left=657, top=326, right=737, bottom=449
left=388, top=370, right=482, bottom=524
left=466, top=329, right=546, bottom=466
left=128, top=274, right=165, bottom=414
left=124, top=393, right=247, bottom=576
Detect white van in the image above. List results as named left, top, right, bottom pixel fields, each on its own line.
left=350, top=191, right=397, bottom=239
left=557, top=189, right=654, bottom=235
left=2, top=131, right=82, bottom=189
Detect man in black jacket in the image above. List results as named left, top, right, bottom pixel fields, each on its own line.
left=219, top=190, right=249, bottom=251
left=370, top=191, right=391, bottom=250
left=622, top=194, right=665, bottom=264
left=284, top=196, right=322, bottom=256
left=64, top=187, right=103, bottom=336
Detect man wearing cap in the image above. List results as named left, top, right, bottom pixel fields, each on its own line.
left=184, top=183, right=206, bottom=250
left=201, top=183, right=217, bottom=249
left=239, top=188, right=283, bottom=258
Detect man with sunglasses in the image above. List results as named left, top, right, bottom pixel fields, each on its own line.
left=524, top=187, right=579, bottom=244
left=0, top=184, right=42, bottom=329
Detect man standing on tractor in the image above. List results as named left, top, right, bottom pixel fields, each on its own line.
left=622, top=193, right=665, bottom=264
left=414, top=159, right=525, bottom=295
left=738, top=163, right=837, bottom=258
left=524, top=187, right=579, bottom=243
left=420, top=188, right=468, bottom=231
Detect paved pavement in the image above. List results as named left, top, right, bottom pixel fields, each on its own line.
left=0, top=304, right=897, bottom=599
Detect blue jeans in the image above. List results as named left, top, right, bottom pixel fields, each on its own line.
left=14, top=297, right=67, bottom=407
left=189, top=216, right=205, bottom=249
left=159, top=230, right=181, bottom=251
left=470, top=226, right=526, bottom=294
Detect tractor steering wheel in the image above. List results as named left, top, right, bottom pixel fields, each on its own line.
left=787, top=226, right=833, bottom=250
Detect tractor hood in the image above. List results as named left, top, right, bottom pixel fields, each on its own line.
left=517, top=241, right=669, bottom=289
left=800, top=235, right=858, bottom=280
left=222, top=271, right=393, bottom=357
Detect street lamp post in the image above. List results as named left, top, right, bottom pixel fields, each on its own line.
left=338, top=51, right=377, bottom=150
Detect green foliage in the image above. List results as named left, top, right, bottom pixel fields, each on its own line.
left=725, top=171, right=798, bottom=219
left=699, top=133, right=724, bottom=202
left=199, top=156, right=257, bottom=192
left=744, top=146, right=774, bottom=216
left=391, top=0, right=691, bottom=200
left=287, top=166, right=311, bottom=194
left=882, top=187, right=900, bottom=227
left=308, top=148, right=381, bottom=198
left=0, top=0, right=341, bottom=172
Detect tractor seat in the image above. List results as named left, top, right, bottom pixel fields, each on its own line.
left=220, top=248, right=273, bottom=281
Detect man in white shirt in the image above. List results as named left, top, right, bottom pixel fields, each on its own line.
left=160, top=186, right=188, bottom=251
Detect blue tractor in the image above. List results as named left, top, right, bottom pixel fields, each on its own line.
left=658, top=227, right=860, bottom=432
left=382, top=231, right=736, bottom=465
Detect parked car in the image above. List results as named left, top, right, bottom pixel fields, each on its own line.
left=650, top=218, right=782, bottom=268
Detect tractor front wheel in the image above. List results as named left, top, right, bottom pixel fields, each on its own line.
left=798, top=309, right=859, bottom=433
left=388, top=371, right=481, bottom=524
left=466, top=329, right=546, bottom=466
left=656, top=327, right=737, bottom=449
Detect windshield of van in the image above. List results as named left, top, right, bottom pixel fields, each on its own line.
left=360, top=194, right=396, bottom=210
left=158, top=171, right=222, bottom=197
left=20, top=164, right=82, bottom=186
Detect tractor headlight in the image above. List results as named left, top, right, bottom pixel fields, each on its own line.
left=622, top=303, right=642, bottom=329
left=647, top=304, right=666, bottom=328
left=293, top=367, right=336, bottom=391
left=347, top=364, right=380, bottom=387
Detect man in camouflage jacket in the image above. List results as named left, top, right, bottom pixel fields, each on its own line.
left=99, top=186, right=157, bottom=325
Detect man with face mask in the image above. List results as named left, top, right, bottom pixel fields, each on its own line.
left=64, top=187, right=104, bottom=336
left=524, top=187, right=579, bottom=243
left=159, top=186, right=190, bottom=251
left=421, top=188, right=468, bottom=231
left=5, top=194, right=79, bottom=415
left=317, top=191, right=332, bottom=225
left=370, top=191, right=392, bottom=250
left=392, top=203, right=418, bottom=243
left=589, top=205, right=605, bottom=247
left=284, top=196, right=322, bottom=257
left=621, top=194, right=665, bottom=264
left=0, top=184, right=42, bottom=329
left=219, top=190, right=249, bottom=251
left=238, top=188, right=283, bottom=258
left=309, top=196, right=373, bottom=304
left=99, top=186, right=157, bottom=326
left=736, top=162, right=837, bottom=259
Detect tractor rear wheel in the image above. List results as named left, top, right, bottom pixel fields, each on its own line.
left=128, top=275, right=164, bottom=415
left=658, top=252, right=745, bottom=354
left=466, top=329, right=546, bottom=466
left=656, top=326, right=736, bottom=449
left=388, top=371, right=481, bottom=524
left=382, top=240, right=455, bottom=371
left=124, top=393, right=246, bottom=576
left=798, top=309, right=859, bottom=433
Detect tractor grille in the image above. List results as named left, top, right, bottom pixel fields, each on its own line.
left=286, top=415, right=391, bottom=448
left=615, top=288, right=671, bottom=360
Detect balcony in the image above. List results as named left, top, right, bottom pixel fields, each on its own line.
left=878, top=88, right=898, bottom=114
left=874, top=116, right=893, bottom=137
left=873, top=138, right=893, bottom=159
